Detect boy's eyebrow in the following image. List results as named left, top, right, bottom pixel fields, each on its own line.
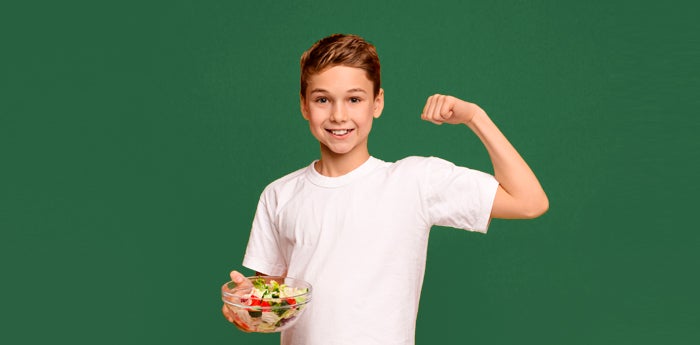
left=309, top=88, right=368, bottom=94
left=346, top=88, right=367, bottom=93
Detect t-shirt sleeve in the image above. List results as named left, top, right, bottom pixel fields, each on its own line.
left=424, top=157, right=499, bottom=233
left=241, top=191, right=288, bottom=276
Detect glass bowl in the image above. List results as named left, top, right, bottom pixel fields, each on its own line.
left=222, top=275, right=312, bottom=333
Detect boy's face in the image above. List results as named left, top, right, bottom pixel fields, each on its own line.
left=300, top=65, right=384, bottom=160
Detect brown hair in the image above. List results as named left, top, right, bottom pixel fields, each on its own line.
left=300, top=34, right=381, bottom=99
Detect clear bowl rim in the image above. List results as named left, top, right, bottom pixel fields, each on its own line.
left=221, top=275, right=313, bottom=303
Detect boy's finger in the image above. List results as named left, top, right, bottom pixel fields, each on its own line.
left=421, top=96, right=433, bottom=120
left=423, top=96, right=435, bottom=120
left=427, top=94, right=442, bottom=122
left=421, top=96, right=435, bottom=123
left=441, top=110, right=454, bottom=121
left=440, top=96, right=454, bottom=119
left=222, top=305, right=234, bottom=322
left=230, top=270, right=248, bottom=284
left=435, top=95, right=450, bottom=119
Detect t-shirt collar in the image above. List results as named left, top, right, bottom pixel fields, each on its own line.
left=306, top=156, right=382, bottom=188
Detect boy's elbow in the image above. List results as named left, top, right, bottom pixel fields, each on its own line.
left=493, top=190, right=549, bottom=219
left=523, top=196, right=549, bottom=219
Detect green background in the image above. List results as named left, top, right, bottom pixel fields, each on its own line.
left=2, top=1, right=698, bottom=344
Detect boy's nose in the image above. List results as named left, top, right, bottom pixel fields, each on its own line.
left=330, top=105, right=348, bottom=122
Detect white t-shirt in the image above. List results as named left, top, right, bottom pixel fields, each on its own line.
left=242, top=156, right=498, bottom=345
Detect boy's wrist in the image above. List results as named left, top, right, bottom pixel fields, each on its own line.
left=464, top=104, right=488, bottom=129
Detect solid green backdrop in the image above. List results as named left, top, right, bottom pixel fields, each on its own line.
left=2, top=1, right=698, bottom=344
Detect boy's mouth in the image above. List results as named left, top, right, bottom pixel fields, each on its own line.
left=326, top=129, right=354, bottom=136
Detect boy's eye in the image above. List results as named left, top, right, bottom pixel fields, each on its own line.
left=315, top=97, right=328, bottom=103
left=349, top=97, right=361, bottom=103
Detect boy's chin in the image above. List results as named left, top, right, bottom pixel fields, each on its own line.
left=324, top=147, right=354, bottom=156
left=320, top=143, right=363, bottom=156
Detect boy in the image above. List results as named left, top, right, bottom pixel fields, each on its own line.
left=223, top=33, right=548, bottom=344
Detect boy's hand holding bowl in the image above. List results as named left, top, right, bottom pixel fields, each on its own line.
left=221, top=271, right=312, bottom=333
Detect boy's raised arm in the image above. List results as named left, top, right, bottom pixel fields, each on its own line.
left=421, top=94, right=549, bottom=219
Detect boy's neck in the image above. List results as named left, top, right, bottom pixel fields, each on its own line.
left=315, top=146, right=371, bottom=177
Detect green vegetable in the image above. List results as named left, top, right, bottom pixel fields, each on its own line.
left=252, top=277, right=267, bottom=290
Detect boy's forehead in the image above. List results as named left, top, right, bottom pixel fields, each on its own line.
left=308, top=65, right=373, bottom=89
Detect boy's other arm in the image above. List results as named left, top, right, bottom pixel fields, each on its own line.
left=421, top=94, right=549, bottom=219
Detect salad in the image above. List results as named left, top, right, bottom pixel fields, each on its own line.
left=223, top=277, right=311, bottom=333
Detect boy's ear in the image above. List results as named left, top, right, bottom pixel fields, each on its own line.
left=300, top=95, right=310, bottom=120
left=373, top=88, right=385, bottom=118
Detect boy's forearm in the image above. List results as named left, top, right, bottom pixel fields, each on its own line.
left=465, top=107, right=549, bottom=218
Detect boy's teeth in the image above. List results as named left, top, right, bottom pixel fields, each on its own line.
left=331, top=129, right=349, bottom=135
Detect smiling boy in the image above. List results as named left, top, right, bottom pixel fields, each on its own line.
left=223, top=34, right=548, bottom=345
left=302, top=64, right=383, bottom=176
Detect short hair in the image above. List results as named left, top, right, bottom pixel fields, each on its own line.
left=300, top=34, right=381, bottom=99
